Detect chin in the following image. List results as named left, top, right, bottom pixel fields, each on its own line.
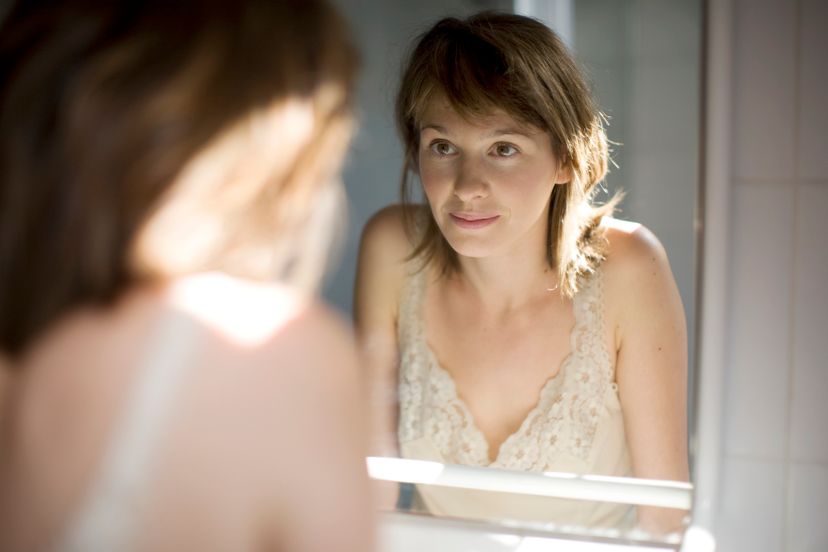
left=442, top=234, right=499, bottom=259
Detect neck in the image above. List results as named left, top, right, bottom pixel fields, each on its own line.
left=454, top=240, right=558, bottom=315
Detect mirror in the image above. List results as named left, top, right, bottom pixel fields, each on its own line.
left=324, top=0, right=702, bottom=543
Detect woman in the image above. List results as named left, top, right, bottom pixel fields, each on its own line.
left=0, top=1, right=373, bottom=550
left=355, top=12, right=688, bottom=533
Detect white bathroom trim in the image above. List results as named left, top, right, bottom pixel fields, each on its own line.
left=680, top=0, right=733, bottom=549
left=367, top=457, right=693, bottom=510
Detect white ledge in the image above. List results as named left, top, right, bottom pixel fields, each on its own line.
left=367, top=457, right=693, bottom=510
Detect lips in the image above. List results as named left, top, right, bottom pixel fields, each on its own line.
left=449, top=212, right=500, bottom=229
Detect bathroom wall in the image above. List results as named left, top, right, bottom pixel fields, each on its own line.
left=717, top=0, right=828, bottom=550
left=572, top=0, right=701, bottom=433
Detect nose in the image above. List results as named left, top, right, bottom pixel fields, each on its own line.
left=452, top=157, right=489, bottom=202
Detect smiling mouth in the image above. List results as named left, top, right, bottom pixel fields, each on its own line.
left=449, top=212, right=500, bottom=229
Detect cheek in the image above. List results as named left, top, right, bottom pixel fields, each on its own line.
left=418, top=162, right=450, bottom=200
left=500, top=166, right=555, bottom=204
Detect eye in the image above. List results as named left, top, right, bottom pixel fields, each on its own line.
left=429, top=140, right=457, bottom=156
left=493, top=143, right=519, bottom=158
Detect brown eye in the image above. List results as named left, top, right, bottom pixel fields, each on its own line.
left=494, top=143, right=519, bottom=157
left=430, top=141, right=456, bottom=156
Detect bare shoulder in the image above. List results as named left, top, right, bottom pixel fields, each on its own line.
left=359, top=203, right=417, bottom=268
left=169, top=273, right=354, bottom=365
left=164, top=276, right=356, bottom=401
left=165, top=272, right=362, bottom=421
left=165, top=278, right=369, bottom=549
left=167, top=275, right=362, bottom=451
left=601, top=217, right=670, bottom=275
left=355, top=204, right=422, bottom=324
left=598, top=217, right=680, bottom=322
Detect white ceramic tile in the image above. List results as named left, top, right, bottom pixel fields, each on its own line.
left=723, top=184, right=793, bottom=459
left=717, top=457, right=786, bottom=552
left=629, top=59, right=699, bottom=155
left=732, top=0, right=797, bottom=181
left=629, top=0, right=701, bottom=61
left=789, top=185, right=828, bottom=462
left=798, top=0, right=828, bottom=179
left=787, top=462, right=828, bottom=552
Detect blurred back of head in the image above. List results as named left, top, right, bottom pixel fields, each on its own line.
left=0, top=0, right=358, bottom=357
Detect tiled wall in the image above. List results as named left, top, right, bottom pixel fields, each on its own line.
left=718, top=0, right=828, bottom=550
left=573, top=0, right=700, bottom=387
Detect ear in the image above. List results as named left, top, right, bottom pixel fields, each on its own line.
left=553, top=162, right=572, bottom=185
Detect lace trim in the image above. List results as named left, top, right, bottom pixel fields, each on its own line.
left=397, top=264, right=614, bottom=470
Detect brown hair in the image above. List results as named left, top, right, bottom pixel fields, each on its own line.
left=0, top=0, right=358, bottom=356
left=396, top=12, right=618, bottom=296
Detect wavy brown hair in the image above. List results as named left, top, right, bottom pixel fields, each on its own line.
left=396, top=12, right=619, bottom=296
left=0, top=0, right=358, bottom=357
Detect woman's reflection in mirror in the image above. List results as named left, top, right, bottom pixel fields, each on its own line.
left=0, top=1, right=374, bottom=550
left=355, top=11, right=689, bottom=535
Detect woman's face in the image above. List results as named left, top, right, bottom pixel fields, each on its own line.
left=417, top=94, right=568, bottom=260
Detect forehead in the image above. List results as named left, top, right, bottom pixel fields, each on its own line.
left=418, top=93, right=538, bottom=135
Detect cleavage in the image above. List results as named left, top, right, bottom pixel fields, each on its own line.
left=422, top=278, right=576, bottom=462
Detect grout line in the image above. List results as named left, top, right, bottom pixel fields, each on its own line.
left=798, top=177, right=828, bottom=186
left=731, top=177, right=797, bottom=187
left=723, top=452, right=788, bottom=463
left=783, top=0, right=803, bottom=550
left=732, top=177, right=828, bottom=186
left=732, top=177, right=800, bottom=189
left=787, top=458, right=828, bottom=467
left=722, top=453, right=828, bottom=467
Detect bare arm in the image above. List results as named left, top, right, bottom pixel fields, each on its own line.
left=353, top=206, right=412, bottom=510
left=606, top=224, right=690, bottom=534
left=353, top=206, right=411, bottom=459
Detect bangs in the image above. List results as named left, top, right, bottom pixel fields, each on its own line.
left=406, top=24, right=542, bottom=131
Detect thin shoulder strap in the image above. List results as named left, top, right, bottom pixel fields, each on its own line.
left=54, top=309, right=198, bottom=552
left=571, top=264, right=613, bottom=372
left=397, top=263, right=426, bottom=345
left=565, top=263, right=615, bottom=394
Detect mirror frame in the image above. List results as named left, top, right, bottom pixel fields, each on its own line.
left=680, top=0, right=731, bottom=550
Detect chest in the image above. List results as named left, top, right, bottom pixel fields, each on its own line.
left=422, top=282, right=578, bottom=442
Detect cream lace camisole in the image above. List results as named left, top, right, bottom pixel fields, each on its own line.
left=397, top=262, right=635, bottom=529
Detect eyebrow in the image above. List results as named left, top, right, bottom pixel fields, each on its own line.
left=419, top=124, right=535, bottom=139
left=420, top=123, right=448, bottom=134
left=488, top=127, right=535, bottom=138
